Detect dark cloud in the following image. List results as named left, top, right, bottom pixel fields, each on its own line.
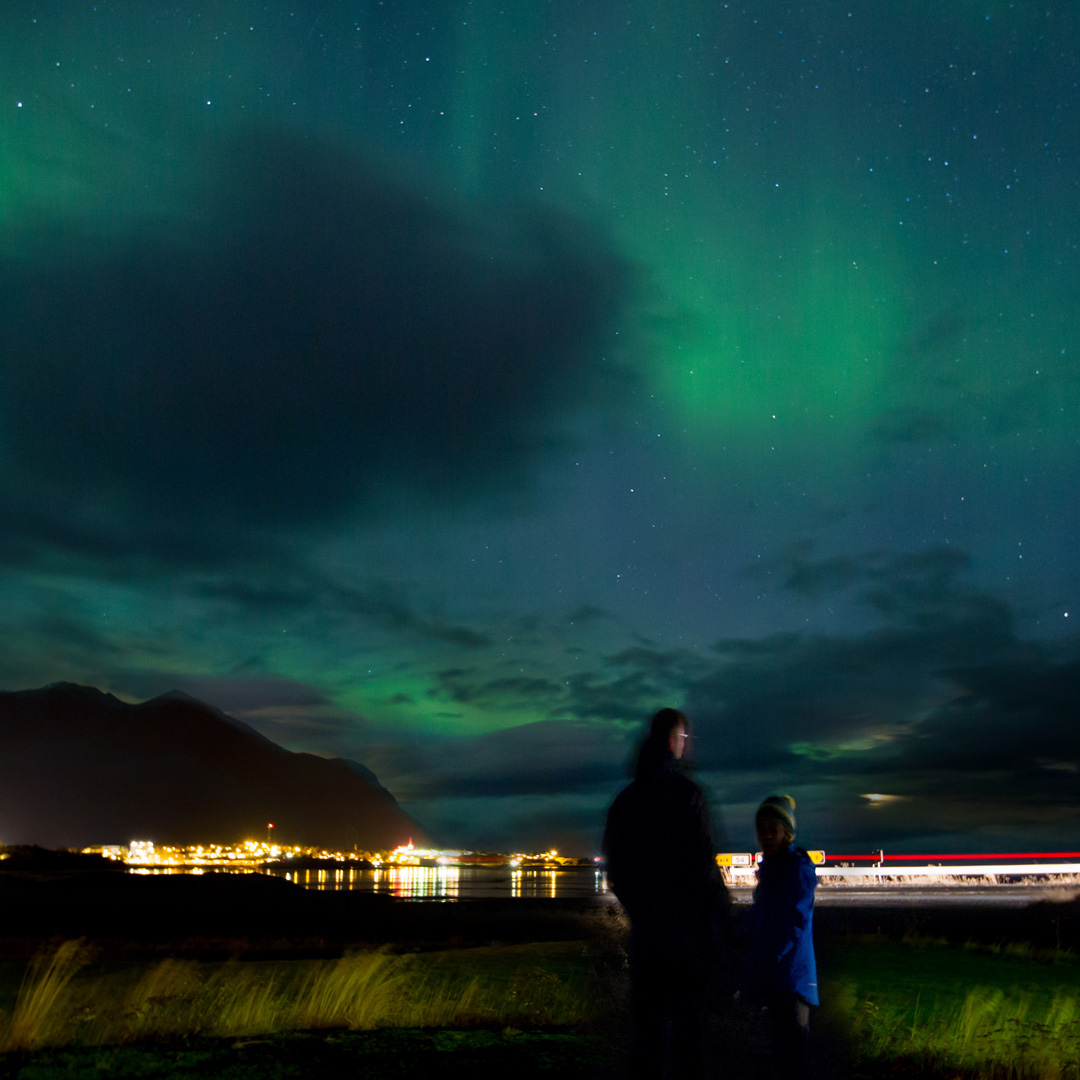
left=686, top=551, right=1014, bottom=769
left=401, top=791, right=613, bottom=855
left=436, top=673, right=566, bottom=706
left=133, top=675, right=335, bottom=715
left=783, top=555, right=862, bottom=598
left=192, top=573, right=492, bottom=649
left=655, top=552, right=1080, bottom=849
left=683, top=635, right=930, bottom=775
left=535, top=646, right=711, bottom=724
left=432, top=666, right=584, bottom=715
left=867, top=659, right=1080, bottom=778
left=0, top=127, right=637, bottom=565
left=561, top=669, right=674, bottom=723
left=0, top=603, right=127, bottom=693
left=753, top=545, right=973, bottom=606
left=862, top=550, right=1017, bottom=657
left=348, top=559, right=1079, bottom=850
left=382, top=547, right=1054, bottom=848
left=28, top=611, right=124, bottom=660
left=424, top=644, right=706, bottom=724
left=366, top=719, right=627, bottom=803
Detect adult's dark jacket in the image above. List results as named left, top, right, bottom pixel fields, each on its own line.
left=602, top=744, right=729, bottom=947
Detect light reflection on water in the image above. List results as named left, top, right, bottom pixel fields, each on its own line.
left=271, top=865, right=611, bottom=901
left=131, top=868, right=1065, bottom=907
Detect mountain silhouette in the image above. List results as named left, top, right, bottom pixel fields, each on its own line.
left=0, top=683, right=428, bottom=850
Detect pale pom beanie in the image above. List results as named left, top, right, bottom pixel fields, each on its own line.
left=756, top=793, right=797, bottom=837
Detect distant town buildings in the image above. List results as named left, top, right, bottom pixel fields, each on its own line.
left=86, top=838, right=595, bottom=872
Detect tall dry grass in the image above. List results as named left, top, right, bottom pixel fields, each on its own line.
left=5, top=939, right=92, bottom=1051
left=823, top=979, right=1080, bottom=1079
left=0, top=942, right=589, bottom=1052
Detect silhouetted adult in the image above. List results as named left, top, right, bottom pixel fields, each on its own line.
left=602, top=708, right=730, bottom=1080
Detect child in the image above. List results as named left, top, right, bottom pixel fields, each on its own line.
left=750, top=794, right=818, bottom=1075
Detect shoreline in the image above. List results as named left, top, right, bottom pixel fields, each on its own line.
left=3, top=867, right=1080, bottom=959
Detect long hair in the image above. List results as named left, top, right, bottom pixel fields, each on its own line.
left=634, top=707, right=688, bottom=777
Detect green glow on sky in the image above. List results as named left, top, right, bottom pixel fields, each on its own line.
left=660, top=227, right=905, bottom=434
left=1, top=1, right=1077, bottom=852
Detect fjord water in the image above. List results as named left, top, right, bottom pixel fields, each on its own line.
left=269, top=864, right=612, bottom=901
left=265, top=867, right=1067, bottom=905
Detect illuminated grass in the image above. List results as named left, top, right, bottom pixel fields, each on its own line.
left=5, top=940, right=92, bottom=1051
left=822, top=938, right=1080, bottom=1078
left=0, top=942, right=592, bottom=1052
left=6, top=930, right=1080, bottom=1077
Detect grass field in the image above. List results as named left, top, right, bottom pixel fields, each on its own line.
left=821, top=934, right=1080, bottom=1078
left=0, top=940, right=598, bottom=1051
left=3, top=907, right=1080, bottom=1078
left=0, top=938, right=612, bottom=1079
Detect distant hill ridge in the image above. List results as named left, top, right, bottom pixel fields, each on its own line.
left=0, top=683, right=428, bottom=851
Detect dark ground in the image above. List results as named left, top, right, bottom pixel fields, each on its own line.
left=0, top=1029, right=606, bottom=1080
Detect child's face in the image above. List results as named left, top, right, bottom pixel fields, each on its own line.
left=756, top=814, right=788, bottom=857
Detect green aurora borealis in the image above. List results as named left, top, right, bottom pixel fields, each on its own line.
left=1, top=2, right=1077, bottom=852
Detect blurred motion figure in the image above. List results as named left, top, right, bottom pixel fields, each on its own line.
left=602, top=708, right=730, bottom=1079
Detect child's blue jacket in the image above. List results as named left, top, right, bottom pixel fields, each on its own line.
left=750, top=843, right=819, bottom=1006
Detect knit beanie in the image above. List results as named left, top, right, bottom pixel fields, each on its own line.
left=756, top=794, right=797, bottom=837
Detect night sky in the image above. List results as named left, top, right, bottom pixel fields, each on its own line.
left=2, top=2, right=1077, bottom=856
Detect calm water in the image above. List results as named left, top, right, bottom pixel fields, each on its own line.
left=135, top=867, right=1065, bottom=906
left=268, top=864, right=613, bottom=901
